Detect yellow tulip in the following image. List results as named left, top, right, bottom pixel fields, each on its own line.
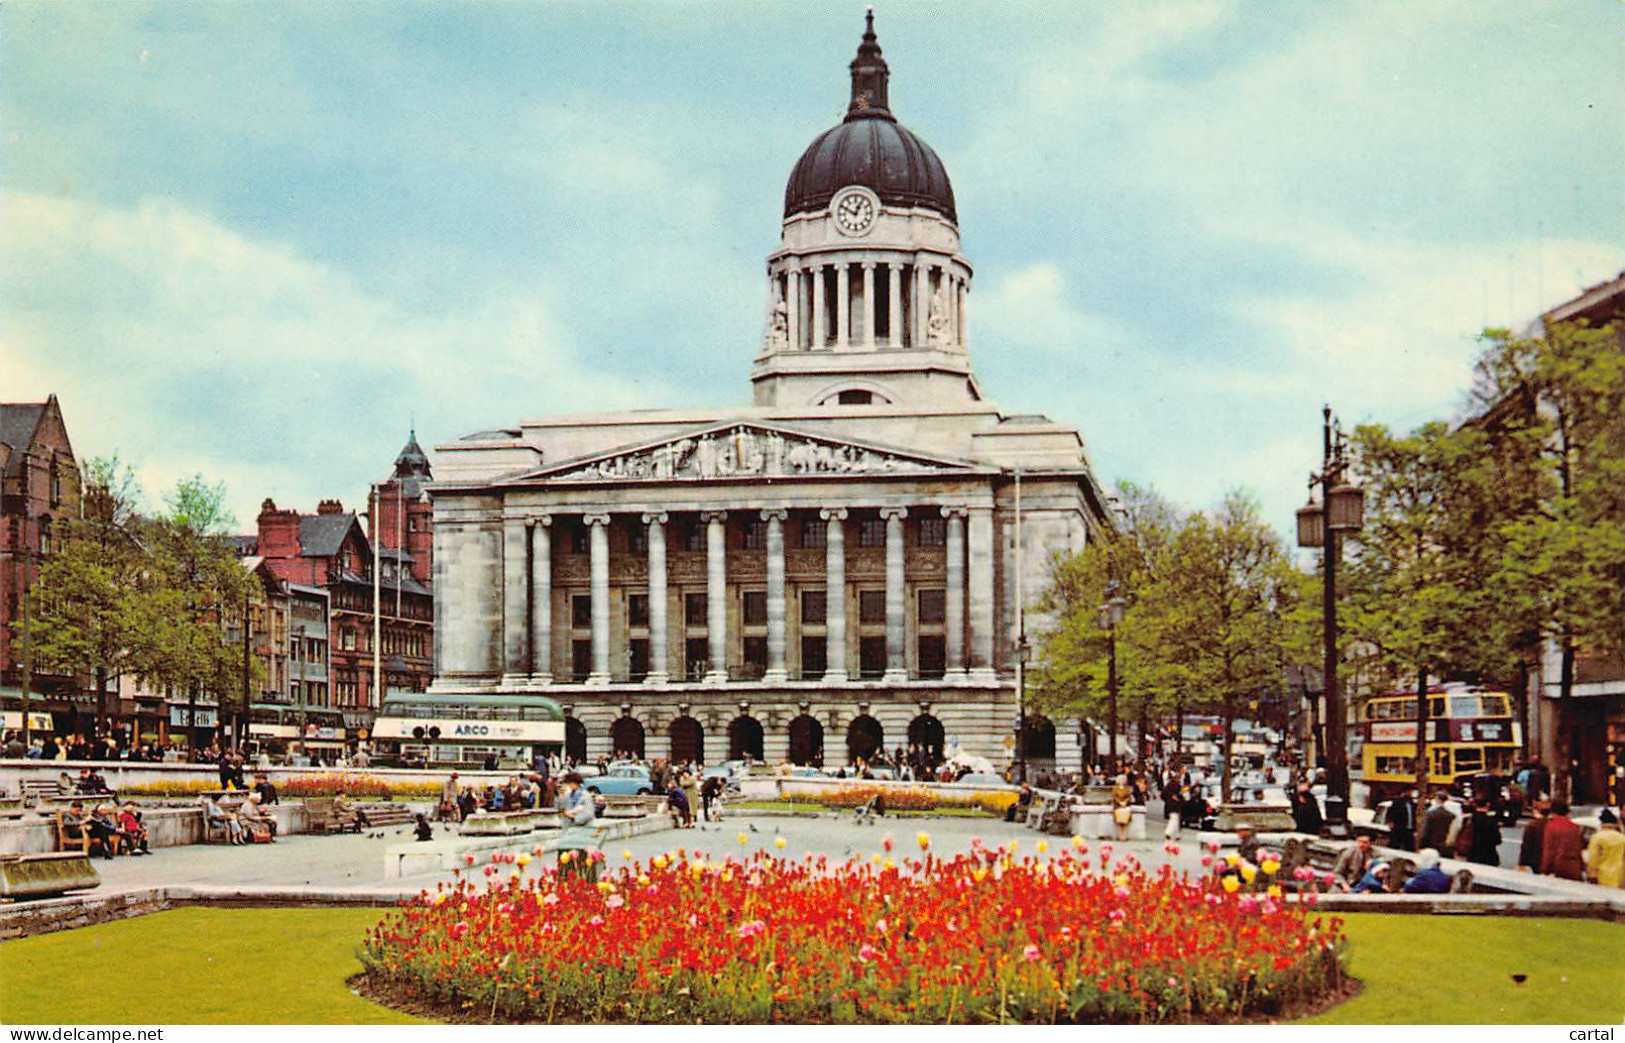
left=516, top=854, right=532, bottom=868
left=1037, top=840, right=1048, bottom=854
left=1224, top=853, right=1240, bottom=867
left=972, top=868, right=988, bottom=882
left=1071, top=835, right=1084, bottom=849
left=884, top=857, right=897, bottom=870
left=653, top=855, right=668, bottom=869
left=916, top=831, right=931, bottom=851
left=1240, top=864, right=1258, bottom=884
left=1222, top=875, right=1241, bottom=893
left=1267, top=885, right=1283, bottom=898
left=774, top=837, right=787, bottom=850
left=560, top=851, right=574, bottom=864
left=737, top=832, right=749, bottom=846
left=1113, top=873, right=1129, bottom=889
left=1261, top=859, right=1281, bottom=876
left=622, top=848, right=633, bottom=860
left=637, top=873, right=651, bottom=885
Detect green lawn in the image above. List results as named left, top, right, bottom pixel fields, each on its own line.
left=1, top=907, right=1620, bottom=1024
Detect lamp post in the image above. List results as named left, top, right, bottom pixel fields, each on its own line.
left=1295, top=405, right=1364, bottom=836
left=1097, top=580, right=1126, bottom=774
left=1014, top=636, right=1030, bottom=784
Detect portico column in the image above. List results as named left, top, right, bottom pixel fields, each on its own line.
left=957, top=279, right=969, bottom=349
left=811, top=264, right=826, bottom=349
left=501, top=517, right=529, bottom=686
left=942, top=507, right=967, bottom=678
left=585, top=514, right=611, bottom=685
left=861, top=263, right=876, bottom=349
left=643, top=512, right=669, bottom=685
left=913, top=263, right=928, bottom=348
left=763, top=509, right=788, bottom=682
left=836, top=263, right=850, bottom=351
left=702, top=511, right=728, bottom=684
left=786, top=266, right=802, bottom=350
left=529, top=516, right=552, bottom=683
left=968, top=506, right=996, bottom=681
left=821, top=508, right=848, bottom=682
left=881, top=507, right=908, bottom=683
left=888, top=264, right=903, bottom=349
left=945, top=273, right=957, bottom=345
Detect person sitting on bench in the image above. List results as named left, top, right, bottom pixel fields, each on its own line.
left=201, top=794, right=245, bottom=845
left=118, top=802, right=151, bottom=855
left=237, top=792, right=277, bottom=841
left=87, top=803, right=126, bottom=859
left=60, top=800, right=94, bottom=853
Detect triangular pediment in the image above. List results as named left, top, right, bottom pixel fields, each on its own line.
left=510, top=421, right=980, bottom=485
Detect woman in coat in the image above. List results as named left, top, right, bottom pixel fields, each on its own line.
left=1466, top=799, right=1501, bottom=866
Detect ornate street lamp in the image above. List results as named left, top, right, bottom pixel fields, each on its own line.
left=1097, top=580, right=1127, bottom=773
left=1296, top=406, right=1363, bottom=836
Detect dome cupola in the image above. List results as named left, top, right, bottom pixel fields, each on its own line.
left=783, top=11, right=956, bottom=223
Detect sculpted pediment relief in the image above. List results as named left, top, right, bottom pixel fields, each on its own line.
left=522, top=423, right=975, bottom=485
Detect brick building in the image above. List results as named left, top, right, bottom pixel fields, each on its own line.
left=1, top=394, right=84, bottom=727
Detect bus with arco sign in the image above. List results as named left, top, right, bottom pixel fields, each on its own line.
left=1355, top=683, right=1520, bottom=802
left=370, top=692, right=565, bottom=769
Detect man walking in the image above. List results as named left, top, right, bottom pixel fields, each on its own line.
left=1418, top=791, right=1454, bottom=852
left=1539, top=801, right=1585, bottom=881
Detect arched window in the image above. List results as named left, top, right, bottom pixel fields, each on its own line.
left=564, top=716, right=587, bottom=763
left=729, top=715, right=764, bottom=762
left=669, top=716, right=704, bottom=766
left=846, top=714, right=884, bottom=765
left=908, top=713, right=945, bottom=767
left=788, top=714, right=824, bottom=766
left=610, top=717, right=645, bottom=760
left=1021, top=715, right=1057, bottom=760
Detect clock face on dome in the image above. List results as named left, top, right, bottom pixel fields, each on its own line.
left=832, top=188, right=878, bottom=236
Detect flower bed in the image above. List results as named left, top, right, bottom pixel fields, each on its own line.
left=360, top=838, right=1347, bottom=1024
left=795, top=784, right=1017, bottom=816
left=118, top=774, right=436, bottom=800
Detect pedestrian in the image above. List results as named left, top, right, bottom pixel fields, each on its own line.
left=1517, top=802, right=1548, bottom=873
left=1111, top=775, right=1133, bottom=842
left=1331, top=835, right=1375, bottom=892
left=682, top=770, right=701, bottom=826
left=1291, top=780, right=1323, bottom=837
left=1539, top=801, right=1585, bottom=881
left=1401, top=848, right=1452, bottom=894
left=1583, top=809, right=1624, bottom=888
left=1466, top=797, right=1501, bottom=866
left=665, top=778, right=691, bottom=828
left=1418, top=790, right=1454, bottom=852
left=1387, top=789, right=1416, bottom=851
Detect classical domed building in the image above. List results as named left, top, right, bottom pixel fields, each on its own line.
left=426, top=15, right=1115, bottom=771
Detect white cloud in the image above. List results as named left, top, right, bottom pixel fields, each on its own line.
left=0, top=190, right=668, bottom=527
left=973, top=263, right=1133, bottom=359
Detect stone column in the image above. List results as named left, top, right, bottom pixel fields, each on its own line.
left=888, top=263, right=903, bottom=349
left=968, top=506, right=996, bottom=681
left=836, top=263, right=850, bottom=351
left=529, top=516, right=552, bottom=683
left=861, top=263, right=876, bottom=349
left=585, top=513, right=611, bottom=685
left=913, top=263, right=928, bottom=348
left=881, top=507, right=908, bottom=683
left=786, top=266, right=801, bottom=350
left=942, top=507, right=967, bottom=678
left=763, top=508, right=788, bottom=682
left=821, top=508, right=848, bottom=682
left=957, top=278, right=969, bottom=349
left=945, top=272, right=957, bottom=345
left=501, top=516, right=529, bottom=686
left=702, top=511, right=728, bottom=684
left=811, top=264, right=826, bottom=349
left=643, top=512, right=668, bottom=685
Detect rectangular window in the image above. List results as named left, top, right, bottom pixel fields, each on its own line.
left=742, top=591, right=768, bottom=626
left=571, top=594, right=592, bottom=629
left=859, top=590, right=886, bottom=625
left=629, top=638, right=650, bottom=681
left=918, top=588, right=946, bottom=625
left=858, top=518, right=886, bottom=547
left=917, top=634, right=946, bottom=679
left=800, top=520, right=827, bottom=549
left=859, top=636, right=887, bottom=679
left=800, top=636, right=827, bottom=677
left=801, top=589, right=827, bottom=625
left=571, top=640, right=592, bottom=681
left=742, top=637, right=767, bottom=678
left=685, top=593, right=708, bottom=628
left=628, top=593, right=650, bottom=628
left=918, top=517, right=946, bottom=547
left=685, top=637, right=709, bottom=680
left=684, top=525, right=706, bottom=553
left=742, top=521, right=768, bottom=550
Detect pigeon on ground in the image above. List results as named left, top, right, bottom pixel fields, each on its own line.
left=749, top=823, right=759, bottom=833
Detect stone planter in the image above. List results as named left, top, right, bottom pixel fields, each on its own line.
left=459, top=811, right=538, bottom=837
left=1215, top=803, right=1296, bottom=832
left=0, top=853, right=100, bottom=900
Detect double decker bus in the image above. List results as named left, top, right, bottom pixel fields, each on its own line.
left=1356, top=683, right=1520, bottom=802
left=245, top=703, right=348, bottom=763
left=370, top=692, right=564, bottom=769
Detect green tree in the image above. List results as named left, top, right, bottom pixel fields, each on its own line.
left=21, top=456, right=163, bottom=731
left=1472, top=320, right=1624, bottom=801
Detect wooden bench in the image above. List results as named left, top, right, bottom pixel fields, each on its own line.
left=54, top=810, right=94, bottom=855
left=354, top=803, right=413, bottom=828
left=304, top=797, right=361, bottom=834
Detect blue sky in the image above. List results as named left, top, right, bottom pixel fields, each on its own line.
left=3, top=1, right=1622, bottom=539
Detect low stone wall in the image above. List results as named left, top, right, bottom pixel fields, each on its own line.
left=0, top=803, right=308, bottom=856
left=0, top=758, right=510, bottom=796
left=0, top=887, right=169, bottom=940
left=385, top=812, right=674, bottom=879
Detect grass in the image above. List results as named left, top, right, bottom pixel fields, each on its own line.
left=1, top=908, right=1620, bottom=1025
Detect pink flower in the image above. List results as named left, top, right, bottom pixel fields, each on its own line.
left=1023, top=944, right=1041, bottom=962
left=463, top=853, right=476, bottom=866
left=588, top=914, right=605, bottom=926
left=1293, top=866, right=1315, bottom=881
left=881, top=834, right=895, bottom=853
left=857, top=944, right=879, bottom=964
left=736, top=919, right=766, bottom=939
left=1207, top=841, right=1222, bottom=854
left=605, top=894, right=625, bottom=910
left=1167, top=976, right=1179, bottom=987
left=876, top=918, right=888, bottom=934
left=687, top=913, right=700, bottom=927
left=1200, top=856, right=1214, bottom=867
left=542, top=893, right=559, bottom=906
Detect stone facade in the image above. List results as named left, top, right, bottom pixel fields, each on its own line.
left=428, top=19, right=1115, bottom=770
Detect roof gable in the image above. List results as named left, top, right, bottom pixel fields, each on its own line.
left=504, top=420, right=983, bottom=486
left=299, top=513, right=367, bottom=557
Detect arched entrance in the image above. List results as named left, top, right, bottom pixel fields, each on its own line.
left=788, top=714, right=824, bottom=766
left=908, top=713, right=946, bottom=768
left=668, top=716, right=704, bottom=766
left=728, top=715, right=764, bottom=762
left=846, top=714, right=884, bottom=765
left=610, top=716, right=645, bottom=760
left=564, top=716, right=587, bottom=764
left=1021, top=714, right=1057, bottom=759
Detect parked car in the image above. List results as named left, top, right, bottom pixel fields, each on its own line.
left=585, top=764, right=655, bottom=796
left=956, top=772, right=1017, bottom=789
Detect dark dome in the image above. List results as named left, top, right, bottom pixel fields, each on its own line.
left=782, top=14, right=956, bottom=224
